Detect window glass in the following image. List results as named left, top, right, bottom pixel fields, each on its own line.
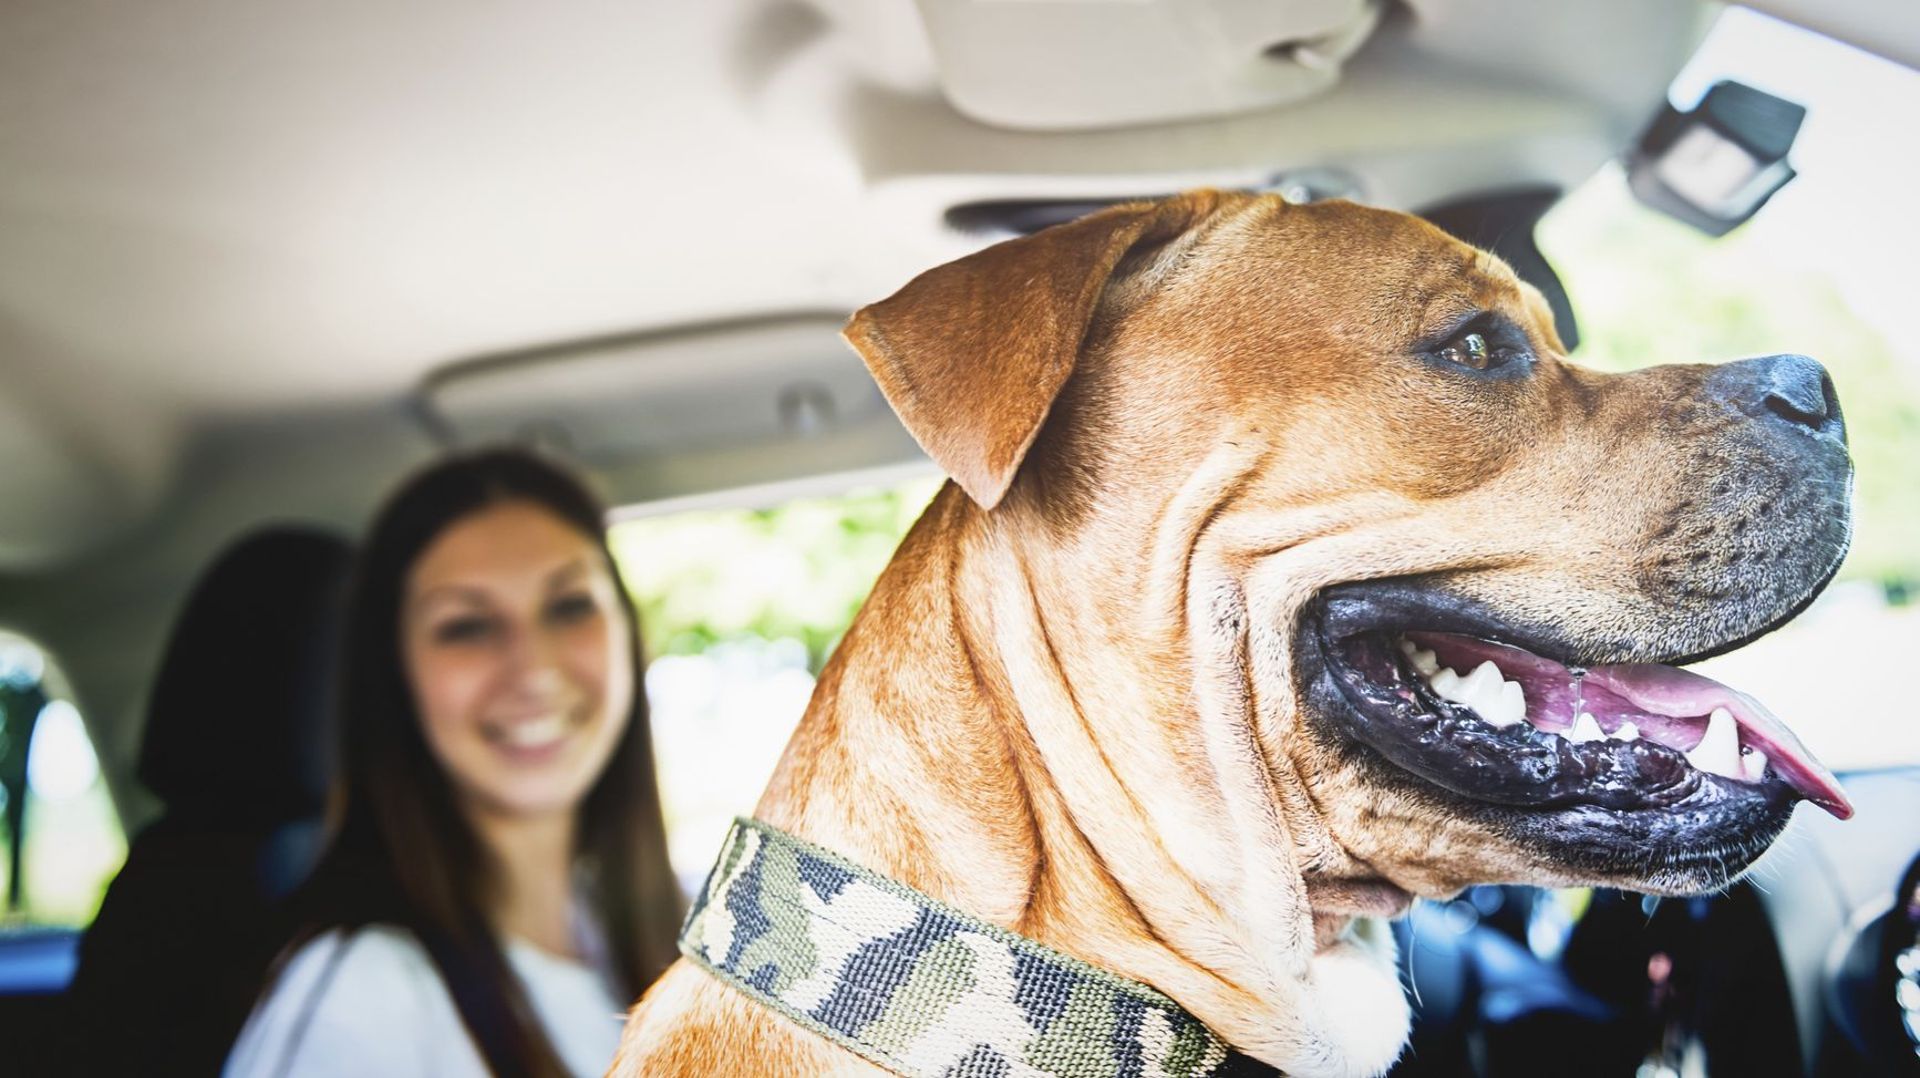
left=609, top=477, right=940, bottom=884
left=0, top=632, right=127, bottom=928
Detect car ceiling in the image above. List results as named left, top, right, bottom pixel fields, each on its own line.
left=6, top=0, right=1871, bottom=810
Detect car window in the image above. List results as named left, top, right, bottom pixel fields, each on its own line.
left=0, top=632, right=127, bottom=929
left=609, top=476, right=941, bottom=884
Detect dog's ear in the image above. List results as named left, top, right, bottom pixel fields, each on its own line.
left=844, top=191, right=1227, bottom=509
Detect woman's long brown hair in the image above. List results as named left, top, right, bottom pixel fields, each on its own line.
left=291, top=447, right=680, bottom=1077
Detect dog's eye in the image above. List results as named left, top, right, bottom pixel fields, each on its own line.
left=1421, top=316, right=1533, bottom=375
left=1437, top=331, right=1494, bottom=371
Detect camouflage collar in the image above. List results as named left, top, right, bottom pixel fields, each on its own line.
left=680, top=817, right=1281, bottom=1077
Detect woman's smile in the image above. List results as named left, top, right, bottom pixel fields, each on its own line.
left=483, top=709, right=587, bottom=763
left=402, top=500, right=635, bottom=819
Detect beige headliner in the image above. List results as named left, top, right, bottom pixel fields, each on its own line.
left=0, top=0, right=1745, bottom=802
left=0, top=0, right=1721, bottom=563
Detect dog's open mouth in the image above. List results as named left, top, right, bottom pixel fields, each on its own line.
left=1308, top=587, right=1852, bottom=825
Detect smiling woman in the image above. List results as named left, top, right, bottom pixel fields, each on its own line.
left=402, top=503, right=636, bottom=823
left=224, top=449, right=681, bottom=1078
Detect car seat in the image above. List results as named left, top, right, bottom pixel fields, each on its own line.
left=56, top=524, right=353, bottom=1076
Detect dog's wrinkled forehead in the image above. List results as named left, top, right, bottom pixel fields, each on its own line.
left=1153, top=199, right=1560, bottom=367
left=1075, top=198, right=1595, bottom=507
left=843, top=190, right=1569, bottom=512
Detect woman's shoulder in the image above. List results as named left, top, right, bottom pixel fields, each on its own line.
left=223, top=925, right=485, bottom=1078
left=298, top=924, right=436, bottom=978
left=264, top=925, right=449, bottom=1012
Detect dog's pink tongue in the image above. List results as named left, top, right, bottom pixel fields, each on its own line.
left=1588, top=663, right=1853, bottom=819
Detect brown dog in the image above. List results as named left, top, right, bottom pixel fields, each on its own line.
left=611, top=190, right=1853, bottom=1076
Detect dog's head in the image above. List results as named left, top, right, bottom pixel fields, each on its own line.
left=846, top=189, right=1852, bottom=907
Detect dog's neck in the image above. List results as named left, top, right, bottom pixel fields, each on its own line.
left=754, top=480, right=1410, bottom=1076
left=756, top=485, right=1049, bottom=922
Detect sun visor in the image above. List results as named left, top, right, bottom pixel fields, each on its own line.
left=912, top=0, right=1382, bottom=130
left=417, top=315, right=927, bottom=507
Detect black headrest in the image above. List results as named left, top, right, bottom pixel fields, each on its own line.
left=137, top=524, right=354, bottom=821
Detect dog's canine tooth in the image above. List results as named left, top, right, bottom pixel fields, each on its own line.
left=1610, top=721, right=1641, bottom=742
left=1685, top=707, right=1743, bottom=779
left=1741, top=747, right=1769, bottom=783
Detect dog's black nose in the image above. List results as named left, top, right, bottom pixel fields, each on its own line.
left=1706, top=353, right=1846, bottom=445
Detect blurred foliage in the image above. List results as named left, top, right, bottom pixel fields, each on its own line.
left=1540, top=172, right=1920, bottom=590
left=611, top=173, right=1920, bottom=668
left=610, top=477, right=942, bottom=672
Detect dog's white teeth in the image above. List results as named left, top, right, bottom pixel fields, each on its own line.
left=1685, top=707, right=1743, bottom=779
left=1397, top=638, right=1439, bottom=676
left=1461, top=661, right=1504, bottom=698
left=1425, top=659, right=1524, bottom=727
left=1463, top=663, right=1525, bottom=728
left=1460, top=680, right=1522, bottom=728
left=1741, top=747, right=1770, bottom=783
left=1610, top=721, right=1641, bottom=743
left=1566, top=712, right=1606, bottom=743
left=1483, top=680, right=1527, bottom=728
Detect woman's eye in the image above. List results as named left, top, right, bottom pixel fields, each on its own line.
left=546, top=593, right=599, bottom=624
left=433, top=616, right=498, bottom=644
left=1437, top=330, right=1494, bottom=370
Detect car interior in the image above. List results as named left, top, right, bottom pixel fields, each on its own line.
left=1, top=1, right=1916, bottom=1075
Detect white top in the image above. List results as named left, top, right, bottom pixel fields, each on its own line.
left=223, top=925, right=628, bottom=1078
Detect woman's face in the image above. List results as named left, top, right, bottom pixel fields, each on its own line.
left=401, top=500, right=635, bottom=822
